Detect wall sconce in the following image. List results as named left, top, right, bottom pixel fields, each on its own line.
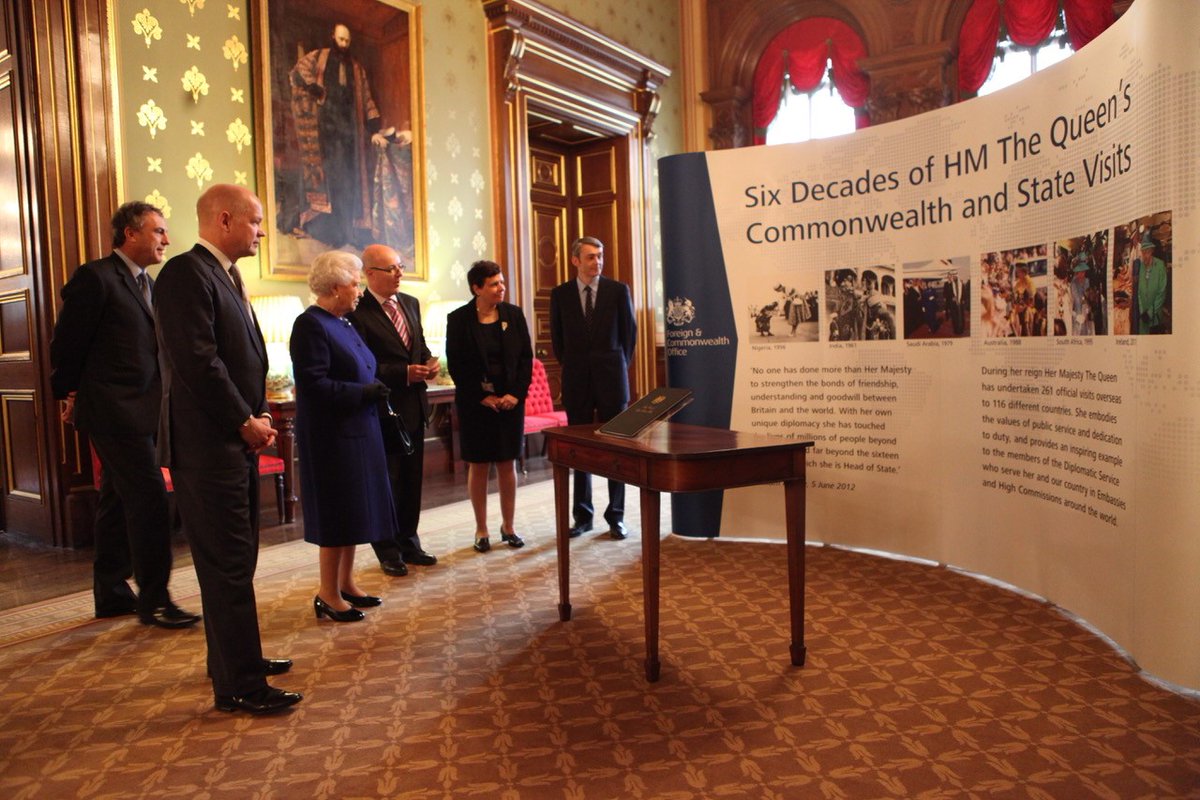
left=250, top=294, right=305, bottom=399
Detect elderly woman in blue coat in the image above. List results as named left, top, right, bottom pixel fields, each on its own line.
left=290, top=251, right=396, bottom=622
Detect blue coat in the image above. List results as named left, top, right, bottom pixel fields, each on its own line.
left=290, top=306, right=396, bottom=546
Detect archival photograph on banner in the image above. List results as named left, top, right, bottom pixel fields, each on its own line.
left=1052, top=231, right=1109, bottom=336
left=979, top=245, right=1049, bottom=337
left=1113, top=210, right=1173, bottom=335
left=823, top=266, right=897, bottom=341
left=748, top=281, right=819, bottom=341
left=901, top=257, right=971, bottom=339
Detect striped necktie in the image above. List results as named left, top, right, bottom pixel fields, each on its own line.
left=383, top=298, right=411, bottom=348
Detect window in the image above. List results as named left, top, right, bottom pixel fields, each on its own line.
left=978, top=11, right=1074, bottom=97
left=765, top=62, right=857, bottom=145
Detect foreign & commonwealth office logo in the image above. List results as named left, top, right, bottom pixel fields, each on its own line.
left=666, top=297, right=695, bottom=326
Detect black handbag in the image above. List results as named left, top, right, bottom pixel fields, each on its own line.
left=381, top=398, right=415, bottom=456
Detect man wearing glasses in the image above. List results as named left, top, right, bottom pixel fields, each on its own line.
left=348, top=244, right=440, bottom=575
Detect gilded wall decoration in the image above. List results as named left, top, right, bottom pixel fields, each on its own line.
left=112, top=0, right=260, bottom=280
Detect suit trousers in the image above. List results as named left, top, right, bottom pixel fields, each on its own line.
left=171, top=458, right=266, bottom=697
left=566, top=402, right=626, bottom=527
left=88, top=432, right=173, bottom=614
left=371, top=425, right=425, bottom=562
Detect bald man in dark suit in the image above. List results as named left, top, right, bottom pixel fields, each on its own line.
left=347, top=243, right=440, bottom=576
left=549, top=236, right=637, bottom=540
left=50, top=201, right=200, bottom=629
left=154, top=184, right=300, bottom=715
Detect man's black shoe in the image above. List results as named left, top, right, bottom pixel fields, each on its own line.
left=214, top=686, right=302, bottom=714
left=401, top=550, right=438, bottom=566
left=609, top=521, right=628, bottom=540
left=568, top=523, right=592, bottom=539
left=139, top=604, right=201, bottom=629
left=263, top=658, right=293, bottom=676
left=380, top=559, right=408, bottom=576
left=208, top=657, right=293, bottom=679
left=95, top=604, right=137, bottom=619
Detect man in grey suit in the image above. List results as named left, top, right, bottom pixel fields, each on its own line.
left=549, top=236, right=637, bottom=540
left=50, top=201, right=200, bottom=628
left=154, top=184, right=300, bottom=715
left=347, top=243, right=440, bottom=576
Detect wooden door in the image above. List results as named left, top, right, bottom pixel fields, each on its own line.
left=0, top=2, right=54, bottom=540
left=528, top=134, right=630, bottom=404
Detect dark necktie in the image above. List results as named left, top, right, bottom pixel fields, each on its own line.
left=583, top=285, right=594, bottom=328
left=228, top=263, right=252, bottom=315
left=136, top=270, right=153, bottom=311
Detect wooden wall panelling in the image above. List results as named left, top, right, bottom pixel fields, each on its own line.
left=482, top=0, right=669, bottom=401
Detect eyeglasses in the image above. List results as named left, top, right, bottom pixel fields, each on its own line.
left=368, top=264, right=404, bottom=276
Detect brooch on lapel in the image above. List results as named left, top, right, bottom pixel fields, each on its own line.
left=501, top=321, right=508, bottom=331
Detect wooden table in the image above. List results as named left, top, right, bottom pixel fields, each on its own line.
left=543, top=422, right=814, bottom=682
left=267, top=397, right=298, bottom=522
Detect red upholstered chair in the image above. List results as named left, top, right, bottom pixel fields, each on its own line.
left=89, top=444, right=287, bottom=523
left=521, top=358, right=568, bottom=472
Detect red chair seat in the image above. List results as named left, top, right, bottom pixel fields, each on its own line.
left=526, top=410, right=568, bottom=430
left=89, top=445, right=286, bottom=521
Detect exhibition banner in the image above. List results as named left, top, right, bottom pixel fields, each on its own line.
left=660, top=0, right=1200, bottom=689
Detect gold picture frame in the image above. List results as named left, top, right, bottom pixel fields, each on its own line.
left=251, top=0, right=427, bottom=280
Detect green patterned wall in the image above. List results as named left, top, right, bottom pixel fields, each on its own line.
left=111, top=0, right=682, bottom=311
left=113, top=0, right=261, bottom=284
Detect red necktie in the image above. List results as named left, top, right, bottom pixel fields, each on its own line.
left=383, top=298, right=411, bottom=348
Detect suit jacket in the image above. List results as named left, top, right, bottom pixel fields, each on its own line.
left=153, top=244, right=269, bottom=470
left=549, top=275, right=637, bottom=413
left=347, top=290, right=430, bottom=432
left=50, top=253, right=160, bottom=436
left=445, top=300, right=532, bottom=407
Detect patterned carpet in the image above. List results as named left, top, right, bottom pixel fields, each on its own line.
left=1, top=481, right=1198, bottom=799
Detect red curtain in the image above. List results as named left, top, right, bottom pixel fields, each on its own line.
left=752, top=17, right=870, bottom=144
left=958, top=0, right=1116, bottom=94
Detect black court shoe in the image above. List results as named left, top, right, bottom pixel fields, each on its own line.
left=314, top=595, right=364, bottom=622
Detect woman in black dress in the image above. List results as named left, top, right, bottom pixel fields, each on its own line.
left=445, top=260, right=533, bottom=553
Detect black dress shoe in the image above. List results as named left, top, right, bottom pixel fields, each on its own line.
left=139, top=604, right=202, bottom=629
left=473, top=536, right=491, bottom=553
left=609, top=521, right=628, bottom=540
left=208, top=657, right=293, bottom=679
left=380, top=559, right=408, bottom=577
left=214, top=685, right=302, bottom=714
left=401, top=549, right=438, bottom=566
left=95, top=604, right=137, bottom=619
left=500, top=530, right=525, bottom=548
left=340, top=590, right=383, bottom=608
left=263, top=658, right=292, bottom=676
left=568, top=523, right=592, bottom=539
left=314, top=595, right=364, bottom=622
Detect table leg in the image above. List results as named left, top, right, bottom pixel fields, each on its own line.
left=276, top=414, right=297, bottom=523
left=554, top=463, right=572, bottom=621
left=641, top=488, right=661, bottom=682
left=784, top=477, right=807, bottom=666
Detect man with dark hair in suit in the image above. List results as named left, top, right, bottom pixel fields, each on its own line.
left=50, top=202, right=201, bottom=629
left=347, top=243, right=440, bottom=576
left=549, top=236, right=637, bottom=540
left=154, top=184, right=300, bottom=715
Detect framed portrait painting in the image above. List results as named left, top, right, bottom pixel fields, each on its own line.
left=252, top=0, right=427, bottom=280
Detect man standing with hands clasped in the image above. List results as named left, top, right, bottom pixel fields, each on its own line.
left=50, top=201, right=200, bottom=629
left=549, top=236, right=637, bottom=540
left=154, top=184, right=300, bottom=715
left=348, top=243, right=440, bottom=576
